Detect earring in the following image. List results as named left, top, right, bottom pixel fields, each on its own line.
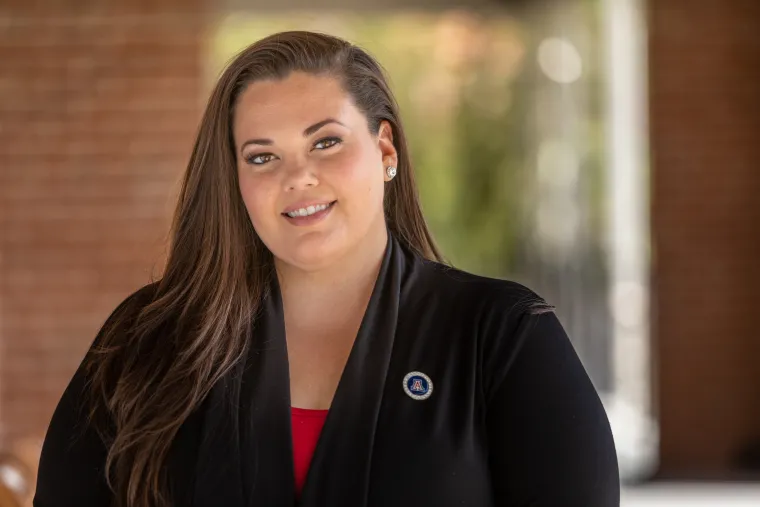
left=386, top=166, right=397, bottom=180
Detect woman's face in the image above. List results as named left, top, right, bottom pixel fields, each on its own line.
left=233, top=72, right=397, bottom=272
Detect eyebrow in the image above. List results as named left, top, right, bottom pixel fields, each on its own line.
left=240, top=118, right=347, bottom=152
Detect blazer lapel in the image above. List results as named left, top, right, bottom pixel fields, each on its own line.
left=299, top=234, right=405, bottom=507
left=191, top=357, right=246, bottom=507
left=180, top=231, right=410, bottom=507
left=239, top=278, right=297, bottom=507
left=183, top=277, right=295, bottom=507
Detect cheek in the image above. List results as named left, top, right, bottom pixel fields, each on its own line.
left=331, top=148, right=383, bottom=199
left=238, top=169, right=276, bottom=227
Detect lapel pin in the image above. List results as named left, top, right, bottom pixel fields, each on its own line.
left=403, top=371, right=433, bottom=400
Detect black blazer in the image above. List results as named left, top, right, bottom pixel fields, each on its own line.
left=34, top=233, right=620, bottom=507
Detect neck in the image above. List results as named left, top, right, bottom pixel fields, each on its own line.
left=275, top=225, right=389, bottom=323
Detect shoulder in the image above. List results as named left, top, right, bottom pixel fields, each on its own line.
left=413, top=258, right=554, bottom=324
left=92, top=281, right=162, bottom=345
left=106, top=281, right=162, bottom=325
left=81, top=280, right=163, bottom=388
left=412, top=259, right=562, bottom=394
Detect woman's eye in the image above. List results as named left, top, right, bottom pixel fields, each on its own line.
left=313, top=137, right=341, bottom=150
left=245, top=153, right=276, bottom=165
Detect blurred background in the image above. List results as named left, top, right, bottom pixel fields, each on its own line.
left=0, top=0, right=758, bottom=505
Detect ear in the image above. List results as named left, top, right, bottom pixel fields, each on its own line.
left=377, top=120, right=398, bottom=182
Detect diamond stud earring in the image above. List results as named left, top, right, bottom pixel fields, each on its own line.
left=386, top=166, right=397, bottom=179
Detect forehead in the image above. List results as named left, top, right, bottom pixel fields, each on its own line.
left=233, top=72, right=360, bottom=135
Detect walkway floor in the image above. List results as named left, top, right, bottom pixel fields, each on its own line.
left=622, top=483, right=760, bottom=506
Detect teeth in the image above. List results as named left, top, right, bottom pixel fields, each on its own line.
left=286, top=202, right=330, bottom=218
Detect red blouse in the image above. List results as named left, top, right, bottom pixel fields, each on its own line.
left=291, top=407, right=329, bottom=496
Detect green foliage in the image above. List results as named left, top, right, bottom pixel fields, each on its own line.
left=210, top=11, right=595, bottom=278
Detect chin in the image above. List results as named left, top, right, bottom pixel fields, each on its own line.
left=284, top=247, right=340, bottom=272
left=280, top=233, right=347, bottom=272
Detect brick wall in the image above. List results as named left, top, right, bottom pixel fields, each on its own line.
left=0, top=1, right=204, bottom=452
left=650, top=1, right=760, bottom=477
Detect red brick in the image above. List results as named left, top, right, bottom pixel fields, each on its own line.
left=0, top=5, right=203, bottom=446
left=651, top=0, right=760, bottom=477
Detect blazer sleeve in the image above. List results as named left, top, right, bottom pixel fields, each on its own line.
left=484, top=308, right=620, bottom=507
left=34, top=283, right=158, bottom=507
left=33, top=360, right=113, bottom=507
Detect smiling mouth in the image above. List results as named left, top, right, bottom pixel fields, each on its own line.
left=282, top=200, right=337, bottom=218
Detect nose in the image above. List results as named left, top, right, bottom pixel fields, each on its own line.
left=282, top=159, right=319, bottom=192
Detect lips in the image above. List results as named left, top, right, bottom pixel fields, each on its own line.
left=281, top=200, right=336, bottom=226
left=282, top=200, right=337, bottom=218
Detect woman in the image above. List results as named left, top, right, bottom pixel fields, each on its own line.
left=34, top=31, right=619, bottom=507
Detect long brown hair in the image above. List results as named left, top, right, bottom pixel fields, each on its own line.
left=85, top=31, right=443, bottom=507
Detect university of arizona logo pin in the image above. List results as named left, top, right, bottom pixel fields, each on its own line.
left=403, top=371, right=433, bottom=401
